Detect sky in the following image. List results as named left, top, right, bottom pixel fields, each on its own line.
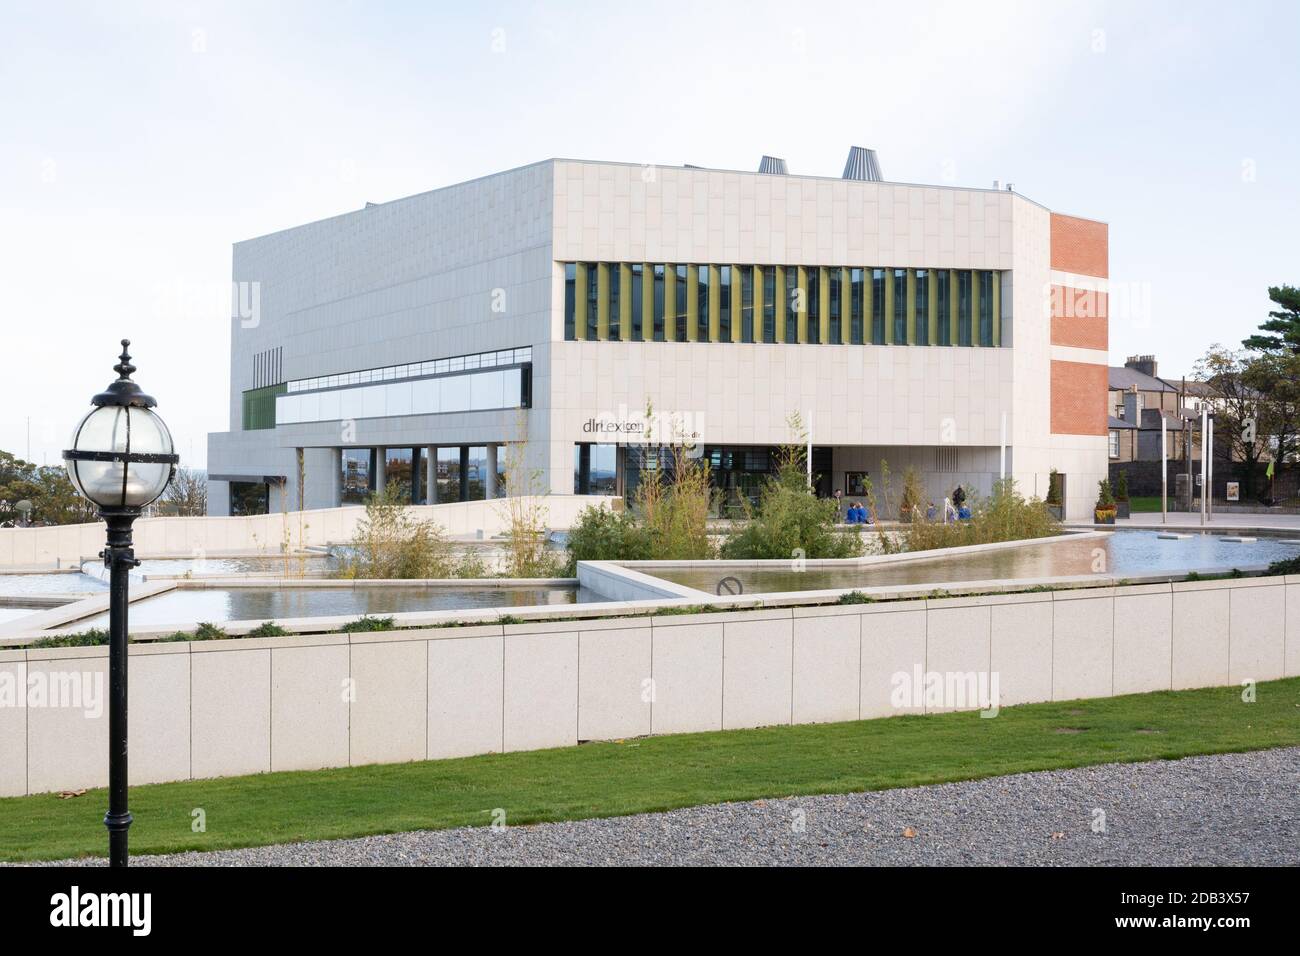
left=1, top=0, right=1297, bottom=470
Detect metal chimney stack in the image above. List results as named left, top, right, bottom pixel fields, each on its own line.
left=842, top=146, right=883, bottom=182
left=758, top=155, right=788, bottom=175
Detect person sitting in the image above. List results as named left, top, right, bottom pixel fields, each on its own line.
left=926, top=501, right=937, bottom=521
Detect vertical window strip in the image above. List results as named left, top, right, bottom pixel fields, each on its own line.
left=630, top=264, right=644, bottom=341
left=563, top=264, right=576, bottom=340
left=759, top=265, right=769, bottom=343
left=915, top=269, right=929, bottom=346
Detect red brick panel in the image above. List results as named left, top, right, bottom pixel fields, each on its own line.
left=1050, top=213, right=1108, bottom=279
left=1050, top=286, right=1108, bottom=350
left=1051, top=360, right=1108, bottom=436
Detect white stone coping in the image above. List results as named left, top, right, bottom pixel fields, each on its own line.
left=1, top=559, right=1281, bottom=649
left=4, top=570, right=1295, bottom=659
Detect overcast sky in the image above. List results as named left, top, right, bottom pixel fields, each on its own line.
left=2, top=0, right=1297, bottom=469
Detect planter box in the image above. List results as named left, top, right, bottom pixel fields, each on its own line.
left=1047, top=504, right=1063, bottom=521
left=1115, top=500, right=1130, bottom=519
left=1094, top=510, right=1116, bottom=525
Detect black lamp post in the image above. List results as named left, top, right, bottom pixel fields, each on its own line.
left=62, top=340, right=177, bottom=867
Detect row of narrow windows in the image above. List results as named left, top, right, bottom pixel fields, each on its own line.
left=562, top=263, right=1003, bottom=347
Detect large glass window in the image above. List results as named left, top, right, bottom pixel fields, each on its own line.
left=937, top=270, right=951, bottom=344
left=383, top=448, right=414, bottom=503
left=979, top=271, right=994, bottom=346
left=230, top=481, right=270, bottom=516
left=564, top=263, right=576, bottom=340
left=574, top=443, right=619, bottom=495
left=893, top=269, right=907, bottom=343
left=871, top=269, right=885, bottom=344
left=719, top=265, right=732, bottom=340
left=696, top=265, right=711, bottom=341
left=784, top=268, right=799, bottom=342
left=915, top=269, right=929, bottom=346
left=850, top=268, right=864, bottom=344
left=630, top=264, right=644, bottom=341
left=341, top=448, right=374, bottom=504
left=585, top=262, right=598, bottom=339
left=957, top=270, right=973, bottom=346
left=675, top=264, right=688, bottom=341
left=653, top=265, right=666, bottom=341
left=740, top=266, right=755, bottom=343
left=806, top=267, right=820, bottom=344
left=762, top=266, right=776, bottom=343
left=465, top=446, right=487, bottom=500
left=436, top=448, right=462, bottom=503
left=608, top=264, right=621, bottom=341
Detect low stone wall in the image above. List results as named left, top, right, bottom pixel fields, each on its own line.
left=0, top=495, right=617, bottom=568
left=2, top=574, right=1295, bottom=796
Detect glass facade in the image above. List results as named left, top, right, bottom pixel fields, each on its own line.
left=761, top=267, right=776, bottom=343
left=674, top=264, right=688, bottom=341
left=719, top=265, right=732, bottom=340
left=871, top=269, right=886, bottom=344
left=341, top=448, right=374, bottom=505
left=630, top=263, right=644, bottom=341
left=561, top=263, right=1006, bottom=348
left=957, top=269, right=973, bottom=346
left=784, top=267, right=799, bottom=342
left=892, top=269, right=907, bottom=344
left=849, top=268, right=864, bottom=344
left=696, top=265, right=710, bottom=341
left=979, top=270, right=995, bottom=347
left=740, top=266, right=755, bottom=343
left=436, top=447, right=462, bottom=503
left=652, top=265, right=666, bottom=341
left=936, top=270, right=951, bottom=344
left=563, top=263, right=576, bottom=340
left=608, top=264, right=621, bottom=341
left=806, top=267, right=820, bottom=344
left=828, top=267, right=843, bottom=344
left=383, top=448, right=413, bottom=502
left=585, top=262, right=598, bottom=340
left=574, top=443, right=618, bottom=495
left=915, top=269, right=929, bottom=347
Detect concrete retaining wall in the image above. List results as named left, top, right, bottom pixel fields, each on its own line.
left=0, top=495, right=617, bottom=568
left=1, top=574, right=1295, bottom=796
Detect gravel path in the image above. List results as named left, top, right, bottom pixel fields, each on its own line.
left=40, top=747, right=1300, bottom=866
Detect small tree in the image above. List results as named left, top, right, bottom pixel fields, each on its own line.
left=1096, top=478, right=1115, bottom=508
left=338, top=484, right=458, bottom=579
left=1114, top=470, right=1129, bottom=502
left=722, top=417, right=861, bottom=560
left=899, top=466, right=924, bottom=522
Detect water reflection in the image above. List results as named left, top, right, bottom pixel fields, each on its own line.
left=652, top=530, right=1300, bottom=594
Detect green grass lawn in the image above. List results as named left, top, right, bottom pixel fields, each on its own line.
left=2, top=678, right=1298, bottom=862
left=1127, top=496, right=1164, bottom=513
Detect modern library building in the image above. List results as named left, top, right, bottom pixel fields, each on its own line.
left=208, top=148, right=1109, bottom=519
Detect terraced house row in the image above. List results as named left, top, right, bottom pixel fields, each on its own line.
left=208, top=147, right=1109, bottom=520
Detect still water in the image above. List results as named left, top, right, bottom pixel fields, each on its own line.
left=72, top=584, right=601, bottom=629
left=651, top=530, right=1300, bottom=594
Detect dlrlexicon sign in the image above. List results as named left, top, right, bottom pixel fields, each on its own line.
left=584, top=404, right=706, bottom=448
left=50, top=886, right=151, bottom=936
left=0, top=670, right=103, bottom=718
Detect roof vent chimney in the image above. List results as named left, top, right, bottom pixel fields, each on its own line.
left=1125, top=355, right=1158, bottom=379
left=842, top=146, right=883, bottom=182
left=758, top=155, right=788, bottom=175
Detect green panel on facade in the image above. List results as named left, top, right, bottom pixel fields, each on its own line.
left=242, top=384, right=286, bottom=431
